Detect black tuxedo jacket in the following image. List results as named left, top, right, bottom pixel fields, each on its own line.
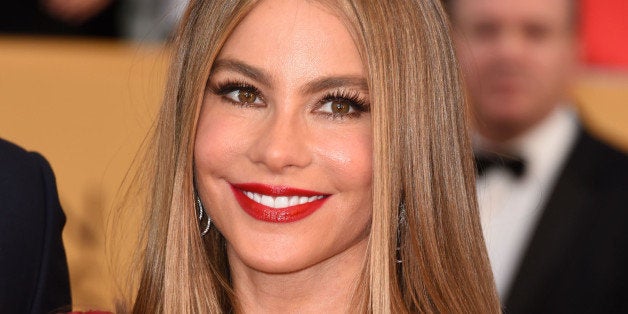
left=504, top=129, right=628, bottom=313
left=0, top=139, right=71, bottom=313
left=0, top=0, right=120, bottom=37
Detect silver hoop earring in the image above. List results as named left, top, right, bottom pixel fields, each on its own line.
left=396, top=201, right=406, bottom=264
left=196, top=194, right=211, bottom=237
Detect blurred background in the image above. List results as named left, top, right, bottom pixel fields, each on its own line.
left=0, top=0, right=626, bottom=310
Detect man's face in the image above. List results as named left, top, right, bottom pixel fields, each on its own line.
left=451, top=0, right=578, bottom=141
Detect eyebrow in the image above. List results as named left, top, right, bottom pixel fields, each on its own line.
left=211, top=59, right=272, bottom=87
left=211, top=58, right=368, bottom=94
left=300, top=76, right=369, bottom=95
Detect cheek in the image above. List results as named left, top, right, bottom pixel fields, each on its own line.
left=541, top=48, right=572, bottom=80
left=531, top=46, right=573, bottom=96
left=314, top=126, right=372, bottom=189
left=465, top=42, right=490, bottom=66
left=194, top=106, right=244, bottom=177
left=458, top=46, right=487, bottom=85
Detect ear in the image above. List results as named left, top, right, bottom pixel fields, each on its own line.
left=571, top=35, right=585, bottom=75
left=560, top=27, right=583, bottom=81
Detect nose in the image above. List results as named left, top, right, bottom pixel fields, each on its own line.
left=246, top=106, right=312, bottom=173
left=493, top=30, right=527, bottom=63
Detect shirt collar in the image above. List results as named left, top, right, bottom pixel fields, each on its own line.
left=474, top=105, right=579, bottom=180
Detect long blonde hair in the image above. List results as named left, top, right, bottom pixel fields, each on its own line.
left=125, top=0, right=500, bottom=312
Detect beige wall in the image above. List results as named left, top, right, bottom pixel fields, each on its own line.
left=0, top=37, right=167, bottom=310
left=574, top=72, right=628, bottom=151
left=0, top=37, right=626, bottom=310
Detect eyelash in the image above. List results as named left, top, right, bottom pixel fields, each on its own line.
left=317, top=90, right=370, bottom=119
left=209, top=79, right=370, bottom=119
left=210, top=80, right=264, bottom=107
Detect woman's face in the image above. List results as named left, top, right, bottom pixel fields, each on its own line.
left=195, top=0, right=372, bottom=275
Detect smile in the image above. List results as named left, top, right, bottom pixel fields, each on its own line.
left=242, top=192, right=325, bottom=208
left=230, top=183, right=329, bottom=223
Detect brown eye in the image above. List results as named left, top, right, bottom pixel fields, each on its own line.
left=331, top=100, right=351, bottom=114
left=237, top=90, right=258, bottom=103
left=221, top=87, right=263, bottom=105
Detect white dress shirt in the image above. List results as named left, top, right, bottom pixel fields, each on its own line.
left=475, top=105, right=579, bottom=298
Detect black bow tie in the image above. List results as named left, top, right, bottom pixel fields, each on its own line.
left=474, top=153, right=526, bottom=177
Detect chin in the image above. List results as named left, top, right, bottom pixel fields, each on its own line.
left=479, top=96, right=530, bottom=120
left=230, top=246, right=319, bottom=275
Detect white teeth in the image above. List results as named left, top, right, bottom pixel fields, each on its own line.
left=288, top=196, right=299, bottom=206
left=275, top=196, right=289, bottom=208
left=261, top=195, right=274, bottom=207
left=243, top=192, right=325, bottom=208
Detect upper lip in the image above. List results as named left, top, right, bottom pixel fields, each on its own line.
left=231, top=183, right=329, bottom=197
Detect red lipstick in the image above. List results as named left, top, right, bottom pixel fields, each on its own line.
left=230, top=183, right=329, bottom=223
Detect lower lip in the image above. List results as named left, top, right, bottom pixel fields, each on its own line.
left=230, top=186, right=328, bottom=223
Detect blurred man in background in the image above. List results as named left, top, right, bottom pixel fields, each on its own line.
left=0, top=138, right=71, bottom=313
left=0, top=0, right=187, bottom=42
left=120, top=0, right=188, bottom=42
left=446, top=0, right=628, bottom=312
left=0, top=0, right=119, bottom=37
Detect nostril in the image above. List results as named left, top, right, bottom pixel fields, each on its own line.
left=246, top=119, right=312, bottom=171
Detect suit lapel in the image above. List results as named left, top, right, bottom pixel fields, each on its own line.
left=504, top=130, right=596, bottom=313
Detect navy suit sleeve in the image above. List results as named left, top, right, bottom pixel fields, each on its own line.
left=0, top=140, right=71, bottom=313
left=28, top=153, right=72, bottom=313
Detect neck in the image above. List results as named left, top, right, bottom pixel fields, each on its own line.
left=472, top=101, right=565, bottom=146
left=474, top=106, right=564, bottom=146
left=474, top=120, right=531, bottom=145
left=230, top=239, right=367, bottom=314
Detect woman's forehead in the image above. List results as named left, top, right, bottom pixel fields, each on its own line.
left=214, top=0, right=364, bottom=88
